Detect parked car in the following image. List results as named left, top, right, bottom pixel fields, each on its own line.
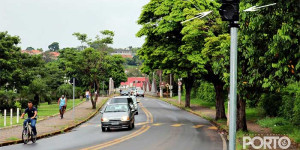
left=136, top=90, right=145, bottom=97
left=100, top=103, right=135, bottom=131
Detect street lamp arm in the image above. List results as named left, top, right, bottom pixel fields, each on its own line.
left=243, top=3, right=276, bottom=12
left=181, top=11, right=212, bottom=24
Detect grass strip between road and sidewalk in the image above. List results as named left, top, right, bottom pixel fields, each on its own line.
left=0, top=97, right=109, bottom=147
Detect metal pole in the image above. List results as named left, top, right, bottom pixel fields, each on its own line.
left=229, top=22, right=238, bottom=150
left=10, top=109, right=12, bottom=126
left=4, top=109, right=6, bottom=126
left=170, top=74, right=173, bottom=97
left=17, top=108, right=19, bottom=123
left=73, top=78, right=75, bottom=120
left=178, top=79, right=181, bottom=104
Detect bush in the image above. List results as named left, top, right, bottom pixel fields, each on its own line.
left=260, top=93, right=282, bottom=117
left=57, top=84, right=73, bottom=98
left=194, top=82, right=216, bottom=102
left=0, top=89, right=17, bottom=112
left=280, top=81, right=300, bottom=125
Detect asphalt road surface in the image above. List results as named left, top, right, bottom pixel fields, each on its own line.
left=1, top=97, right=225, bottom=150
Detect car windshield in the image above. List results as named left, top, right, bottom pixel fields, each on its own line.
left=105, top=104, right=128, bottom=112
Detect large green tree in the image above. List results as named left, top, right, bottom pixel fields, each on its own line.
left=48, top=42, right=60, bottom=51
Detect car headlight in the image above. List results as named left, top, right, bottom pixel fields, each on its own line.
left=121, top=116, right=130, bottom=121
left=101, top=117, right=109, bottom=122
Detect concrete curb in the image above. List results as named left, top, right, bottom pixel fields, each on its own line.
left=0, top=98, right=109, bottom=147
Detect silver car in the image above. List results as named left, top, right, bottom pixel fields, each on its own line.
left=101, top=103, right=135, bottom=131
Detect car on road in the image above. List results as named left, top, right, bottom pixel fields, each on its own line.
left=100, top=103, right=135, bottom=131
left=108, top=96, right=135, bottom=113
left=136, top=90, right=145, bottom=97
left=120, top=89, right=130, bottom=96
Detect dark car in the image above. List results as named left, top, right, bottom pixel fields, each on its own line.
left=100, top=103, right=135, bottom=131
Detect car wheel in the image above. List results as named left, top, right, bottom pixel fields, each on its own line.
left=132, top=122, right=135, bottom=129
left=135, top=111, right=138, bottom=115
left=102, top=127, right=106, bottom=132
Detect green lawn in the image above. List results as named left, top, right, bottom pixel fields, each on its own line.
left=257, top=117, right=300, bottom=143
left=0, top=99, right=83, bottom=128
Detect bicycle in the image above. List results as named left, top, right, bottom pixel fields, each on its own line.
left=22, top=121, right=37, bottom=144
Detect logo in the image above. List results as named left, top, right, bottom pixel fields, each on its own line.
left=243, top=135, right=291, bottom=149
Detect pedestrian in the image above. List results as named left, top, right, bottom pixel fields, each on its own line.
left=58, top=95, right=67, bottom=119
left=86, top=90, right=90, bottom=101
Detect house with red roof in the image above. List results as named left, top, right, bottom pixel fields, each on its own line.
left=120, top=77, right=150, bottom=90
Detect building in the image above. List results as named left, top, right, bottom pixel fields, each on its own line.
left=111, top=49, right=133, bottom=58
left=21, top=50, right=42, bottom=55
left=120, top=77, right=149, bottom=89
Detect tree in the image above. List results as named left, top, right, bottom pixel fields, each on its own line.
left=26, top=47, right=35, bottom=50
left=74, top=48, right=103, bottom=109
left=28, top=77, right=47, bottom=108
left=72, top=32, right=88, bottom=50
left=232, top=0, right=300, bottom=131
left=48, top=42, right=60, bottom=51
left=37, top=48, right=43, bottom=52
left=0, top=32, right=21, bottom=89
left=137, top=0, right=223, bottom=109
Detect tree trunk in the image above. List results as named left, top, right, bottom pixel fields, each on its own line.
left=184, top=75, right=194, bottom=108
left=237, top=95, right=247, bottom=131
left=89, top=84, right=96, bottom=109
left=214, top=83, right=227, bottom=120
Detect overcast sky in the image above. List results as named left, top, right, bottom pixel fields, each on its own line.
left=0, top=0, right=148, bottom=50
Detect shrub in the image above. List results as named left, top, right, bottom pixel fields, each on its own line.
left=0, top=89, right=17, bottom=112
left=280, top=81, right=300, bottom=125
left=260, top=93, right=282, bottom=117
left=57, top=84, right=73, bottom=98
left=195, top=82, right=216, bottom=102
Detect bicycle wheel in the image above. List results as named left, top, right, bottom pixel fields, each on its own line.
left=31, top=129, right=37, bottom=143
left=22, top=126, right=30, bottom=144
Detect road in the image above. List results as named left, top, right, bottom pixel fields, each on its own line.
left=1, top=97, right=225, bottom=150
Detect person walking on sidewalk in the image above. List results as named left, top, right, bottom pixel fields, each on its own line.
left=21, top=101, right=38, bottom=137
left=86, top=90, right=90, bottom=101
left=58, top=95, right=67, bottom=119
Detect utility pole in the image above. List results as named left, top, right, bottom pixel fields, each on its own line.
left=219, top=1, right=239, bottom=149
left=178, top=78, right=182, bottom=104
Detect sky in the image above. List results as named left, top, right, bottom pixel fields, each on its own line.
left=0, top=0, right=149, bottom=50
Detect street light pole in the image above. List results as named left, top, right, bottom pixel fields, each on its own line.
left=228, top=21, right=239, bottom=150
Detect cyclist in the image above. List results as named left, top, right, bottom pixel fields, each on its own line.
left=20, top=101, right=37, bottom=137
left=58, top=95, right=67, bottom=119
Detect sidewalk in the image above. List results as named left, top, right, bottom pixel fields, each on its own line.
left=0, top=97, right=107, bottom=144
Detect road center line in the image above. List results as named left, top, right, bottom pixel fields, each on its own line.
left=81, top=101, right=153, bottom=150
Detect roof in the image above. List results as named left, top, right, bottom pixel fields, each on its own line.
left=21, top=50, right=42, bottom=55
left=120, top=77, right=149, bottom=88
